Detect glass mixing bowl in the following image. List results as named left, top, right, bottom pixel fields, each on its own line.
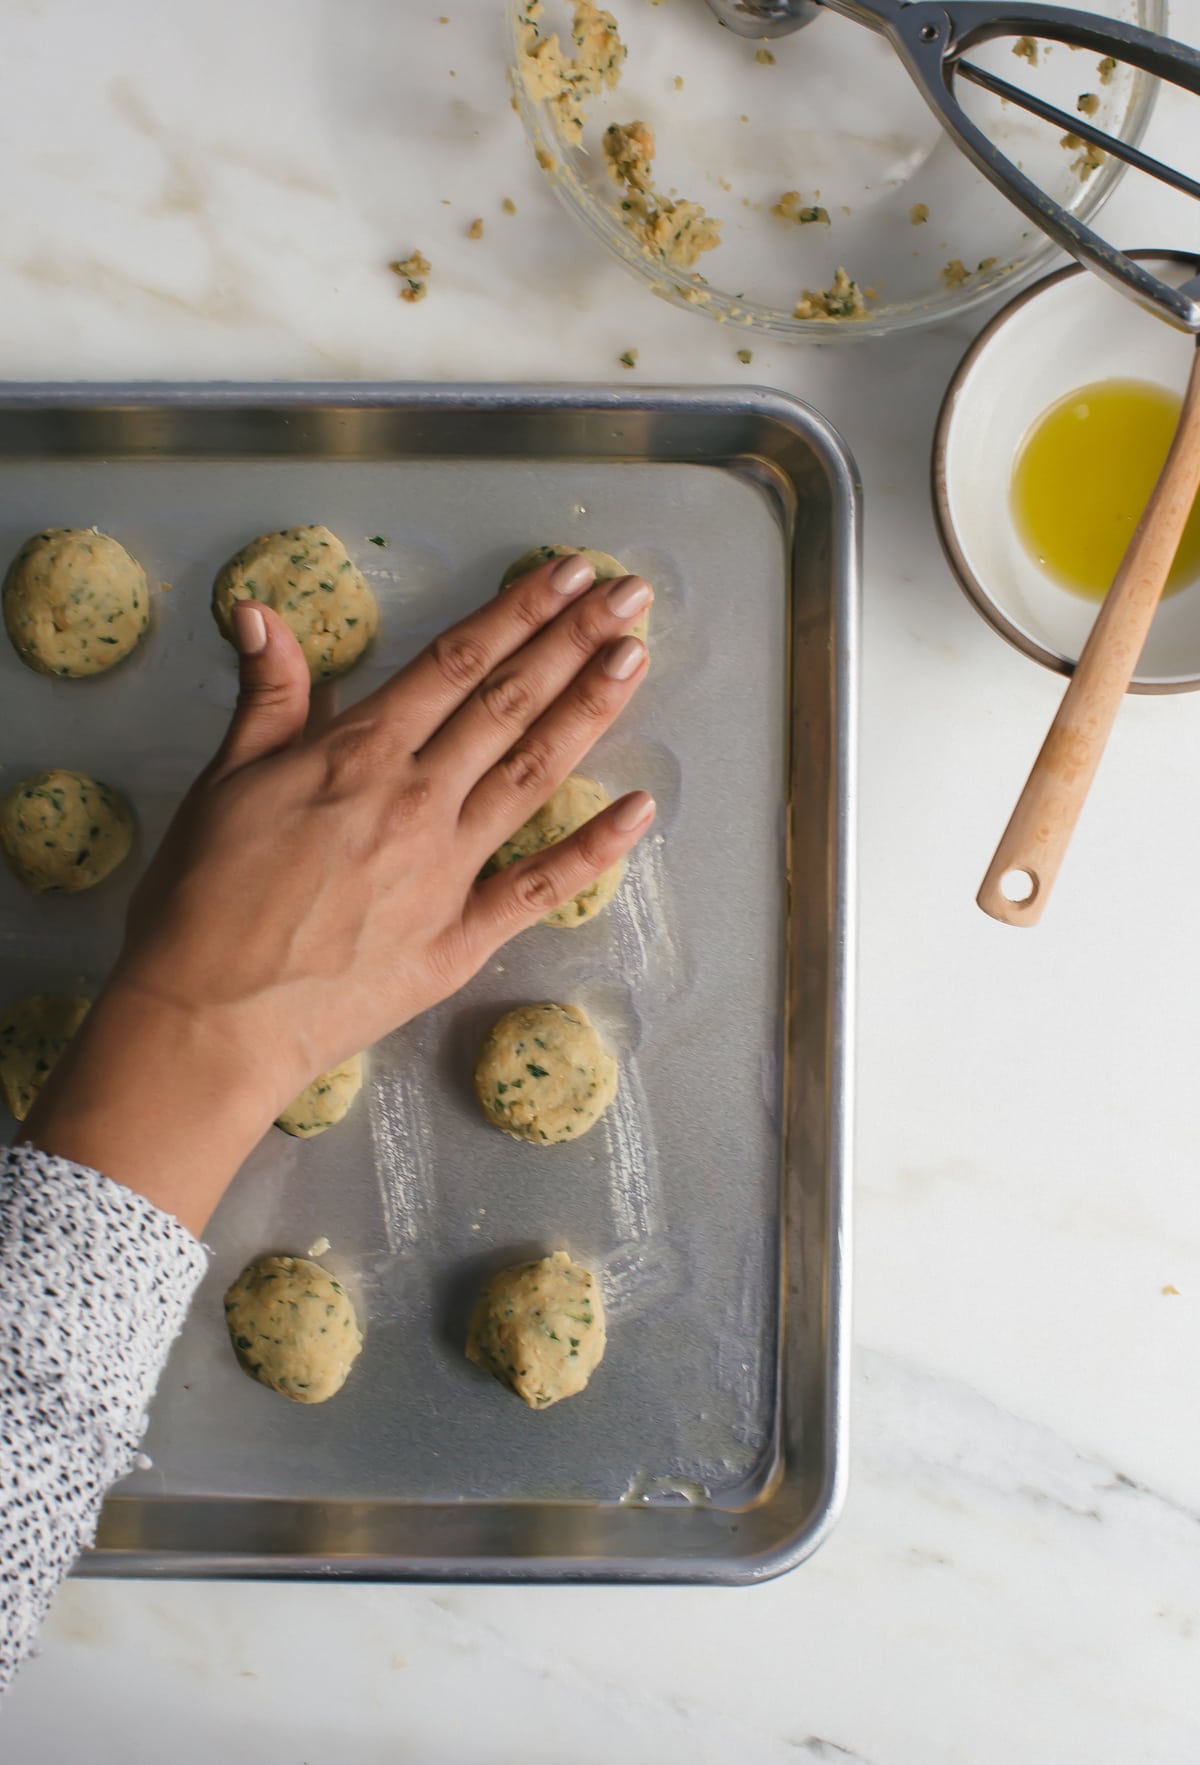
left=506, top=0, right=1163, bottom=341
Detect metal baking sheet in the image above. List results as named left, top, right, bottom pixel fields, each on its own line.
left=0, top=384, right=857, bottom=1583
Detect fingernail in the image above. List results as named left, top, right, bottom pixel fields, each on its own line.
left=549, top=553, right=596, bottom=595
left=606, top=575, right=652, bottom=619
left=602, top=635, right=646, bottom=680
left=613, top=790, right=656, bottom=832
left=233, top=602, right=267, bottom=655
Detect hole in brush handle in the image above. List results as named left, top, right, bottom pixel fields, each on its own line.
left=1000, top=868, right=1037, bottom=906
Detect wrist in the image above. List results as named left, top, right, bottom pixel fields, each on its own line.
left=23, top=980, right=277, bottom=1236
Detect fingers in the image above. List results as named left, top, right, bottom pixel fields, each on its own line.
left=464, top=791, right=656, bottom=954
left=459, top=632, right=649, bottom=853
left=360, top=550, right=599, bottom=743
left=209, top=602, right=312, bottom=780
left=421, top=571, right=653, bottom=784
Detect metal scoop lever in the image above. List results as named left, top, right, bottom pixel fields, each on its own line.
left=705, top=0, right=1200, bottom=330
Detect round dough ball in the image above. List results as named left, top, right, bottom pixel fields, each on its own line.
left=276, top=1054, right=364, bottom=1139
left=466, top=1250, right=606, bottom=1409
left=0, top=991, right=90, bottom=1121
left=3, top=529, right=150, bottom=677
left=0, top=768, right=133, bottom=892
left=484, top=774, right=624, bottom=928
left=223, top=1254, right=362, bottom=1405
left=212, top=525, right=378, bottom=682
left=474, top=1002, right=617, bottom=1144
left=499, top=543, right=649, bottom=644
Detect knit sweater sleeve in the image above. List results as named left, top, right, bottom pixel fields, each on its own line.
left=0, top=1144, right=207, bottom=1697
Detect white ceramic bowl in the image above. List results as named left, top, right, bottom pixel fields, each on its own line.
left=934, top=251, right=1200, bottom=693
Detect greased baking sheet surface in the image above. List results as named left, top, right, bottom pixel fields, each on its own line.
left=0, top=385, right=854, bottom=1578
left=1, top=452, right=783, bottom=1496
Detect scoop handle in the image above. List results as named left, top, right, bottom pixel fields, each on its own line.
left=978, top=344, right=1200, bottom=926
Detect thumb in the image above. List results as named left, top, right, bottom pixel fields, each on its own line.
left=211, top=601, right=312, bottom=777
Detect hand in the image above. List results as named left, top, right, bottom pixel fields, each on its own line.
left=24, top=554, right=655, bottom=1233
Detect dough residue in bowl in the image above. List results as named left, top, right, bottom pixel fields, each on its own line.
left=773, top=191, right=830, bottom=227
left=1060, top=132, right=1106, bottom=180
left=941, top=256, right=999, bottom=288
left=793, top=267, right=867, bottom=322
left=602, top=119, right=721, bottom=269
left=518, top=0, right=625, bottom=144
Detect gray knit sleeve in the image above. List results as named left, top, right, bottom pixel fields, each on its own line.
left=0, top=1144, right=207, bottom=1696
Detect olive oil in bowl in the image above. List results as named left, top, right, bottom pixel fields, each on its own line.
left=1012, top=377, right=1200, bottom=600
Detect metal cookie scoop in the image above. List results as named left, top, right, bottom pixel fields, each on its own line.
left=705, top=0, right=1200, bottom=331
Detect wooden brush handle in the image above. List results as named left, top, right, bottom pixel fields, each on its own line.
left=978, top=345, right=1200, bottom=927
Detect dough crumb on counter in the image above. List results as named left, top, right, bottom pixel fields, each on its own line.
left=618, top=347, right=638, bottom=367
left=793, top=266, right=866, bottom=321
left=773, top=190, right=830, bottom=226
left=390, top=250, right=430, bottom=301
left=736, top=348, right=753, bottom=364
left=909, top=202, right=929, bottom=224
left=1077, top=91, right=1100, bottom=115
left=467, top=217, right=484, bottom=239
left=518, top=0, right=625, bottom=144
left=1097, top=54, right=1117, bottom=82
left=1012, top=35, right=1039, bottom=63
left=603, top=119, right=722, bottom=268
left=754, top=47, right=776, bottom=64
left=502, top=195, right=518, bottom=213
left=1162, top=1283, right=1181, bottom=1296
left=673, top=74, right=684, bottom=90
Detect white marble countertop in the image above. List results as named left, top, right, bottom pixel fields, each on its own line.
left=4, top=1, right=1200, bottom=1759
